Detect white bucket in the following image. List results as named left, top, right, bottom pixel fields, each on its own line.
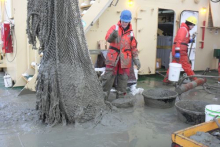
left=168, top=63, right=182, bottom=82
left=4, top=74, right=12, bottom=88
left=134, top=69, right=138, bottom=80
left=205, top=105, right=220, bottom=122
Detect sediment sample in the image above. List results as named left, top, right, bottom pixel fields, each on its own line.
left=190, top=132, right=220, bottom=147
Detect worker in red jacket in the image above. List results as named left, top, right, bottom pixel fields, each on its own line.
left=102, top=10, right=140, bottom=100
left=163, top=16, right=197, bottom=84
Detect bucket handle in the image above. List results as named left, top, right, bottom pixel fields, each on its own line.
left=213, top=115, right=220, bottom=129
left=4, top=72, right=9, bottom=76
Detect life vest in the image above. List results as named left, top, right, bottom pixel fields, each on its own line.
left=105, top=21, right=138, bottom=69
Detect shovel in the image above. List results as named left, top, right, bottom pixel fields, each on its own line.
left=188, top=33, right=196, bottom=65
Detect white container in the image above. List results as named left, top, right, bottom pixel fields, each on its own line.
left=31, top=62, right=36, bottom=66
left=168, top=63, right=182, bottom=82
left=28, top=77, right=33, bottom=82
left=134, top=69, right=138, bottom=80
left=90, top=0, right=95, bottom=5
left=4, top=74, right=12, bottom=88
left=205, top=105, right=220, bottom=122
left=82, top=10, right=87, bottom=15
left=81, top=2, right=87, bottom=6
left=22, top=73, right=29, bottom=77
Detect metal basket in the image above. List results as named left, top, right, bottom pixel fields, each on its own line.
left=142, top=89, right=178, bottom=109
left=175, top=100, right=210, bottom=125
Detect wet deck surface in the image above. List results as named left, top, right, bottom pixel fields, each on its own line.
left=0, top=71, right=219, bottom=147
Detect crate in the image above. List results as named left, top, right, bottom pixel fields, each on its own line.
left=156, top=48, right=171, bottom=69
left=172, top=118, right=220, bottom=147
left=156, top=58, right=161, bottom=69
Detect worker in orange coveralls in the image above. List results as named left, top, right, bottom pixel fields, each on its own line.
left=101, top=10, right=140, bottom=100
left=163, top=16, right=197, bottom=84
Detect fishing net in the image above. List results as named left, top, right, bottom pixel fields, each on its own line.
left=26, top=0, right=106, bottom=125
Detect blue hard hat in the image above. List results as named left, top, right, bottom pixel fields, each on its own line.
left=120, top=10, right=132, bottom=22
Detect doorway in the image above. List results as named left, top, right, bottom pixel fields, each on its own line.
left=156, top=9, right=175, bottom=72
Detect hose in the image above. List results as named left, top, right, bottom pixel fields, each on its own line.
left=177, top=75, right=220, bottom=86
left=177, top=75, right=220, bottom=95
left=213, top=115, right=220, bottom=129
left=156, top=71, right=165, bottom=77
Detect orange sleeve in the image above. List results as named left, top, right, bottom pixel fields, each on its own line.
left=174, top=27, right=187, bottom=50
left=131, top=37, right=139, bottom=59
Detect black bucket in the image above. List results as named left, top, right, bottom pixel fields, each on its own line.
left=142, top=89, right=178, bottom=109
left=175, top=100, right=210, bottom=125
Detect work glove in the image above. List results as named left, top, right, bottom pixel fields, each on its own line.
left=107, top=25, right=118, bottom=43
left=189, top=39, right=195, bottom=43
left=133, top=59, right=141, bottom=70
left=112, top=25, right=119, bottom=38
left=174, top=53, right=180, bottom=59
left=112, top=30, right=118, bottom=38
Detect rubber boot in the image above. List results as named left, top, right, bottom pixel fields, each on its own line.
left=101, top=68, right=116, bottom=100
left=116, top=74, right=128, bottom=99
left=116, top=91, right=125, bottom=99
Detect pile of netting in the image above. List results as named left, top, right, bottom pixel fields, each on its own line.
left=26, top=0, right=106, bottom=125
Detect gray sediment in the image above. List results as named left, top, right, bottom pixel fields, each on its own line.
left=142, top=89, right=177, bottom=99
left=190, top=132, right=220, bottom=147
left=112, top=98, right=136, bottom=108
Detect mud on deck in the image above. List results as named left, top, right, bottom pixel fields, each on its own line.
left=0, top=71, right=219, bottom=147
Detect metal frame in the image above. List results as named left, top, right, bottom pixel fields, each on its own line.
left=172, top=118, right=220, bottom=147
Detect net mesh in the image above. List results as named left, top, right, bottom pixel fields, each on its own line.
left=27, top=0, right=106, bottom=125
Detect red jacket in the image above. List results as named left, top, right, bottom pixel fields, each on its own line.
left=172, top=23, right=190, bottom=56
left=105, top=21, right=138, bottom=68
